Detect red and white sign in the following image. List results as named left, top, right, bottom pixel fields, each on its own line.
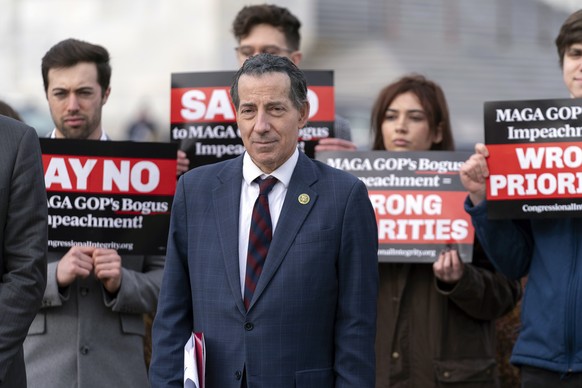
left=318, top=150, right=474, bottom=263
left=40, top=139, right=177, bottom=255
left=484, top=97, right=582, bottom=218
left=171, top=70, right=336, bottom=168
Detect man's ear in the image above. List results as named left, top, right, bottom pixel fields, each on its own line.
left=102, top=87, right=111, bottom=105
left=298, top=100, right=310, bottom=128
left=290, top=51, right=303, bottom=66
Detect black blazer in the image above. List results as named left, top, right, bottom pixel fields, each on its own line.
left=0, top=116, right=48, bottom=387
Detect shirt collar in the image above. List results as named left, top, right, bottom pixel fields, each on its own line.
left=242, top=147, right=299, bottom=188
left=49, top=128, right=108, bottom=140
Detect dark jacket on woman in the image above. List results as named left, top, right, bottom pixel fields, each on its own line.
left=376, top=242, right=521, bottom=387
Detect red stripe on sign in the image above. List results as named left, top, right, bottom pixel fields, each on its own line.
left=43, top=155, right=176, bottom=195
left=307, top=86, right=335, bottom=122
left=369, top=190, right=474, bottom=245
left=171, top=87, right=236, bottom=123
left=487, top=142, right=582, bottom=200
left=171, top=86, right=335, bottom=123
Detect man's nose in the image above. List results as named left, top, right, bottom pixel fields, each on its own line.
left=66, top=95, right=80, bottom=112
left=254, top=110, right=270, bottom=132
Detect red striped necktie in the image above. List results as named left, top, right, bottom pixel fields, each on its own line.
left=244, top=176, right=278, bottom=311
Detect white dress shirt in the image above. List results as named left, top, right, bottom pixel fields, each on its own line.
left=238, top=148, right=299, bottom=295
left=49, top=128, right=108, bottom=140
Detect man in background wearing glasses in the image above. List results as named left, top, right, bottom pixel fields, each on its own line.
left=232, top=4, right=358, bottom=152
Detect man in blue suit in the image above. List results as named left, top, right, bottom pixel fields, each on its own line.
left=149, top=53, right=378, bottom=388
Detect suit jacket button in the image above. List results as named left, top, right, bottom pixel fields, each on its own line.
left=80, top=287, right=89, bottom=296
left=244, top=322, right=254, bottom=331
left=235, top=370, right=242, bottom=380
left=80, top=346, right=89, bottom=355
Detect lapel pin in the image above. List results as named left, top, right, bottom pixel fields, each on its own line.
left=298, top=193, right=310, bottom=205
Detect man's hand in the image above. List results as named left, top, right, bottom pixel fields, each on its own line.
left=460, top=143, right=489, bottom=206
left=177, top=149, right=190, bottom=176
left=93, top=248, right=123, bottom=294
left=56, top=246, right=95, bottom=287
left=315, top=138, right=358, bottom=152
left=433, top=248, right=464, bottom=284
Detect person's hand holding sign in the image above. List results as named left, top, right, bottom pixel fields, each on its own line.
left=176, top=149, right=190, bottom=176
left=460, top=143, right=489, bottom=206
left=315, top=138, right=358, bottom=152
left=57, top=246, right=96, bottom=287
left=433, top=248, right=464, bottom=284
left=93, top=249, right=123, bottom=294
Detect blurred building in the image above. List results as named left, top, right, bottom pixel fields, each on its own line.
left=0, top=0, right=578, bottom=148
left=302, top=0, right=576, bottom=149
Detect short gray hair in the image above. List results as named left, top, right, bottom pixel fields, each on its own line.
left=230, top=53, right=308, bottom=112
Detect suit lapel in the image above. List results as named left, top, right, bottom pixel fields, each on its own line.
left=249, top=153, right=318, bottom=310
left=212, top=157, right=247, bottom=315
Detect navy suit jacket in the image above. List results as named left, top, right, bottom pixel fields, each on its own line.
left=150, top=151, right=378, bottom=388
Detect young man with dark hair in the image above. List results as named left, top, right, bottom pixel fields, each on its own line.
left=23, top=38, right=164, bottom=388
left=231, top=4, right=358, bottom=152
left=461, top=9, right=582, bottom=387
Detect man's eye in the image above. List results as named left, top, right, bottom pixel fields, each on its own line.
left=237, top=46, right=254, bottom=57
left=269, top=106, right=286, bottom=114
left=264, top=47, right=280, bottom=55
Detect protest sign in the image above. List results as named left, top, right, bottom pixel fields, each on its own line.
left=318, top=150, right=474, bottom=263
left=171, top=70, right=335, bottom=167
left=41, top=139, right=177, bottom=255
left=485, top=98, right=582, bottom=218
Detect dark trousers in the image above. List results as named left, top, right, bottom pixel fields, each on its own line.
left=521, top=365, right=582, bottom=387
